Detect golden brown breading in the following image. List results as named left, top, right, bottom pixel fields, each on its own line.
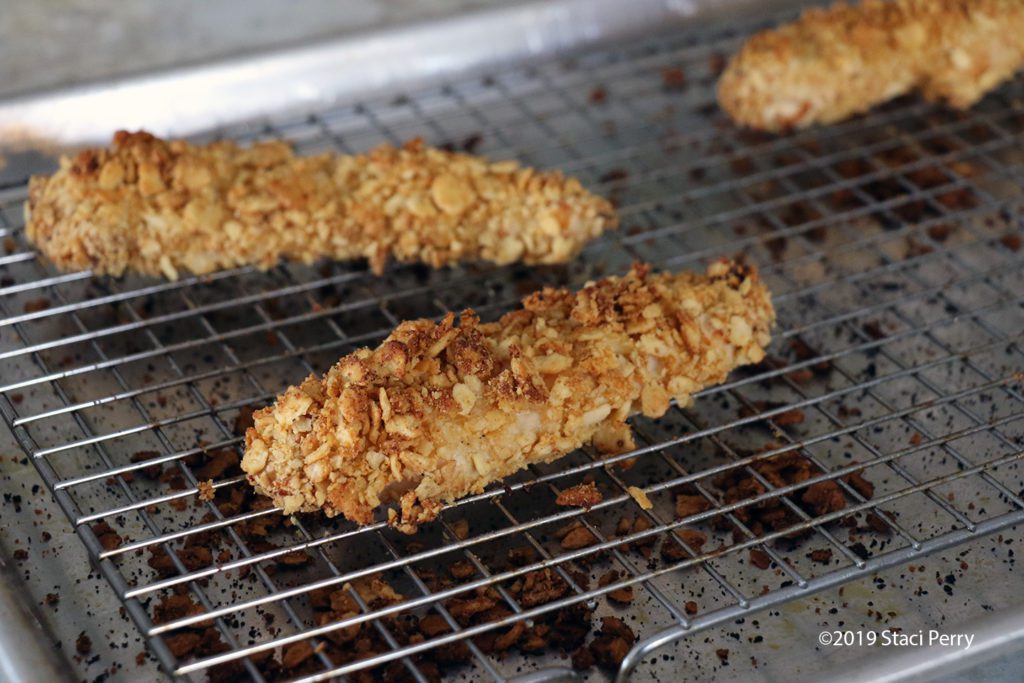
left=24, top=131, right=616, bottom=279
left=718, top=0, right=1024, bottom=131
left=242, top=260, right=774, bottom=531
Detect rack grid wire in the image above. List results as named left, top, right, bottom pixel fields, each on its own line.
left=3, top=9, right=1024, bottom=683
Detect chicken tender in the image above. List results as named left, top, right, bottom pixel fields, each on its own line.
left=242, top=260, right=775, bottom=531
left=718, top=0, right=1024, bottom=131
left=25, top=130, right=616, bottom=279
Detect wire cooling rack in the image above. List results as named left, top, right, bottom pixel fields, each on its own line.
left=2, top=11, right=1024, bottom=683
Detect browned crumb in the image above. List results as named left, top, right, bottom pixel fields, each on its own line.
left=590, top=616, right=636, bottom=669
left=91, top=521, right=123, bottom=551
left=801, top=481, right=846, bottom=515
left=449, top=560, right=476, bottom=580
left=194, top=448, right=239, bottom=480
left=572, top=646, right=595, bottom=670
left=774, top=408, right=806, bottom=426
left=450, top=518, right=470, bottom=540
left=675, top=493, right=712, bottom=519
left=862, top=320, right=887, bottom=340
left=807, top=548, right=833, bottom=564
left=739, top=400, right=805, bottom=425
left=662, top=67, right=687, bottom=91
left=148, top=546, right=213, bottom=576
left=164, top=633, right=201, bottom=658
left=22, top=298, right=50, bottom=313
left=153, top=594, right=207, bottom=625
left=1000, top=233, right=1022, bottom=252
left=507, top=546, right=538, bottom=566
left=660, top=539, right=690, bottom=563
left=278, top=550, right=313, bottom=568
left=130, top=450, right=164, bottom=479
left=556, top=481, right=603, bottom=508
left=599, top=570, right=635, bottom=605
left=842, top=468, right=875, bottom=499
left=517, top=569, right=570, bottom=608
left=350, top=574, right=404, bottom=607
left=560, top=524, right=599, bottom=550
left=865, top=512, right=892, bottom=534
left=281, top=641, right=314, bottom=669
left=927, top=224, right=955, bottom=242
left=676, top=528, right=708, bottom=552
left=749, top=548, right=772, bottom=570
left=419, top=614, right=450, bottom=638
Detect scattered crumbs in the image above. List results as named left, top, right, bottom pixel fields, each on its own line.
left=90, top=522, right=123, bottom=551
left=23, top=298, right=50, bottom=313
left=862, top=320, right=886, bottom=340
left=450, top=518, right=470, bottom=540
left=999, top=233, right=1022, bottom=252
left=661, top=66, right=687, bottom=91
left=555, top=481, right=603, bottom=509
left=749, top=548, right=772, bottom=570
left=807, top=549, right=833, bottom=564
left=76, top=632, right=92, bottom=656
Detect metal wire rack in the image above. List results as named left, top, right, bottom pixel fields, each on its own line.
left=3, top=9, right=1024, bottom=683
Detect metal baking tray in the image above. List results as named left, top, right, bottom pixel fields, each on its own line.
left=2, top=1, right=1024, bottom=681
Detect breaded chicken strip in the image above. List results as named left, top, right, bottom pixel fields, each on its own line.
left=242, top=260, right=774, bottom=531
left=718, top=0, right=1024, bottom=131
left=25, top=131, right=615, bottom=279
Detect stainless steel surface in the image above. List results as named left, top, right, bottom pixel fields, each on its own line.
left=833, top=604, right=1024, bottom=683
left=0, top=0, right=521, bottom=99
left=0, top=0, right=791, bottom=148
left=0, top=552, right=76, bottom=683
left=1, top=3, right=1024, bottom=682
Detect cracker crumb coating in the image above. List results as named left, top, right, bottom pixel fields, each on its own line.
left=25, top=131, right=616, bottom=279
left=242, top=260, right=774, bottom=531
left=718, top=0, right=1024, bottom=131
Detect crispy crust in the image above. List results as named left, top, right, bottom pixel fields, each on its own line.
left=718, top=0, right=1024, bottom=131
left=24, top=131, right=616, bottom=279
left=242, top=260, right=774, bottom=531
